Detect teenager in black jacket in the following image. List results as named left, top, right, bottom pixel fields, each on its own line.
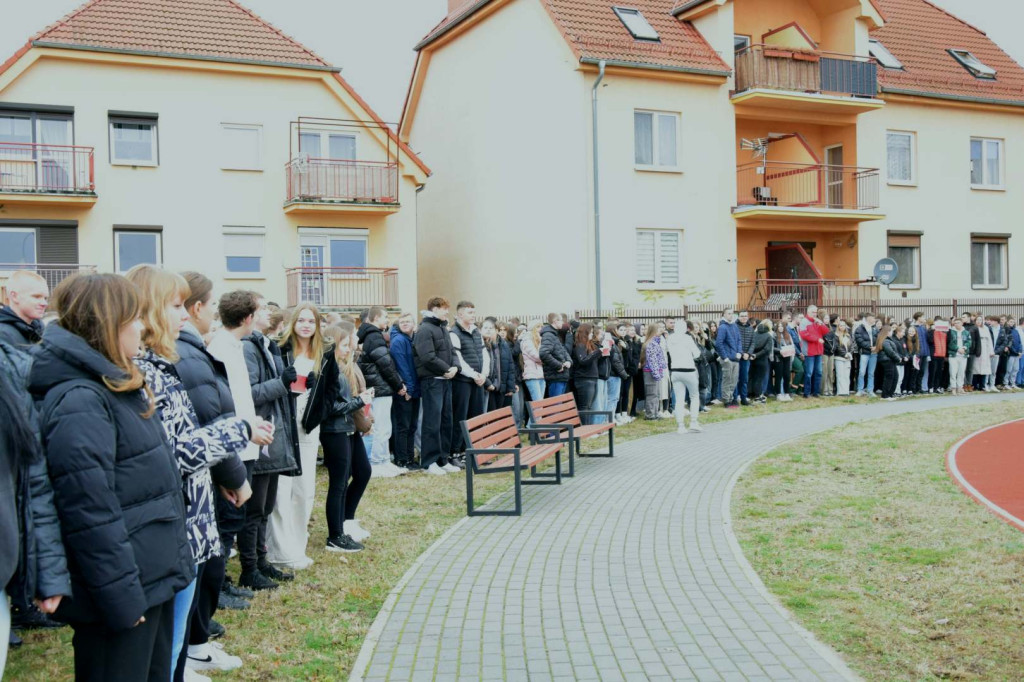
left=412, top=298, right=459, bottom=474
left=31, top=274, right=193, bottom=681
left=571, top=323, right=603, bottom=424
left=357, top=307, right=406, bottom=476
left=748, top=321, right=774, bottom=402
left=878, top=325, right=903, bottom=400
left=538, top=313, right=572, bottom=395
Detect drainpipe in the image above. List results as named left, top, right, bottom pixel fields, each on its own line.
left=592, top=59, right=606, bottom=312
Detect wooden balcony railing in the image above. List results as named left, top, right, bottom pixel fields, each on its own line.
left=0, top=264, right=97, bottom=297
left=286, top=267, right=398, bottom=309
left=0, top=143, right=95, bottom=194
left=285, top=158, right=399, bottom=205
left=737, top=161, right=880, bottom=211
left=735, top=45, right=878, bottom=98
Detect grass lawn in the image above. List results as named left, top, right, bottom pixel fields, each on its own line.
left=6, top=389, right=998, bottom=680
left=733, top=401, right=1024, bottom=681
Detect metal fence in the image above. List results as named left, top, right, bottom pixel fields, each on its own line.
left=285, top=267, right=399, bottom=309
left=286, top=158, right=398, bottom=205
left=0, top=264, right=97, bottom=302
left=736, top=161, right=880, bottom=211
left=0, top=142, right=95, bottom=194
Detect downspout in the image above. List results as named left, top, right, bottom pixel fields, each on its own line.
left=592, top=59, right=606, bottom=312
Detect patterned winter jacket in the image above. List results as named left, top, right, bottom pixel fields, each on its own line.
left=136, top=350, right=250, bottom=564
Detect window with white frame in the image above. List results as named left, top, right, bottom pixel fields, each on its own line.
left=109, top=116, right=158, bottom=166
left=0, top=227, right=36, bottom=266
left=887, top=233, right=920, bottom=288
left=734, top=35, right=751, bottom=53
left=223, top=228, right=265, bottom=277
left=971, top=237, right=1007, bottom=289
left=221, top=124, right=262, bottom=171
left=636, top=229, right=682, bottom=287
left=970, top=137, right=1002, bottom=188
left=886, top=131, right=915, bottom=185
left=868, top=39, right=903, bottom=69
left=634, top=110, right=679, bottom=169
left=114, top=230, right=161, bottom=273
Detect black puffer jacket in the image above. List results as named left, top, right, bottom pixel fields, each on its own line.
left=321, top=373, right=367, bottom=435
left=539, top=324, right=572, bottom=382
left=175, top=326, right=247, bottom=490
left=496, top=338, right=516, bottom=394
left=0, top=306, right=43, bottom=348
left=750, top=329, right=774, bottom=361
left=413, top=314, right=456, bottom=379
left=610, top=341, right=629, bottom=380
left=281, top=343, right=340, bottom=433
left=30, top=324, right=193, bottom=631
left=451, top=322, right=487, bottom=386
left=357, top=323, right=404, bottom=397
left=1, top=340, right=71, bottom=611
left=243, top=332, right=299, bottom=476
left=738, top=321, right=756, bottom=355
left=880, top=336, right=902, bottom=364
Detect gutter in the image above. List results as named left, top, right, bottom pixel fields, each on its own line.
left=881, top=86, right=1024, bottom=109
left=670, top=0, right=713, bottom=17
left=31, top=41, right=342, bottom=73
left=592, top=60, right=606, bottom=312
left=580, top=57, right=730, bottom=78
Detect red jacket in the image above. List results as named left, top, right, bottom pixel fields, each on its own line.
left=799, top=320, right=830, bottom=357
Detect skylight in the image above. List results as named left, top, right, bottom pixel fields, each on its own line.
left=612, top=7, right=660, bottom=41
left=949, top=49, right=997, bottom=79
left=868, top=39, right=902, bottom=70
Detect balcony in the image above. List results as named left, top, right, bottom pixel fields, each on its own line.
left=734, top=161, right=883, bottom=222
left=286, top=267, right=398, bottom=309
left=0, top=143, right=97, bottom=207
left=283, top=158, right=400, bottom=215
left=733, top=45, right=883, bottom=118
left=0, top=264, right=97, bottom=298
left=738, top=278, right=880, bottom=313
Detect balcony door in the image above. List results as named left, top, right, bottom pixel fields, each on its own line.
left=299, top=228, right=369, bottom=308
left=825, top=145, right=843, bottom=208
left=0, top=114, right=74, bottom=191
left=296, top=131, right=358, bottom=200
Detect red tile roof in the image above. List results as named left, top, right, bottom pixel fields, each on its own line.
left=419, top=0, right=730, bottom=75
left=31, top=0, right=333, bottom=70
left=872, top=0, right=1024, bottom=105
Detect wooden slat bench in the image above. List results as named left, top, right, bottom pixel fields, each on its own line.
left=461, top=406, right=566, bottom=517
left=526, top=393, right=615, bottom=474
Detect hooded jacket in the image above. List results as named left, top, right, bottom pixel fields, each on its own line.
left=854, top=320, right=878, bottom=354
left=880, top=336, right=902, bottom=364
left=389, top=324, right=420, bottom=399
left=0, top=306, right=43, bottom=348
left=538, top=323, right=572, bottom=382
left=520, top=334, right=544, bottom=381
left=30, top=324, right=193, bottom=631
left=665, top=331, right=701, bottom=371
left=799, top=319, right=830, bottom=357
left=413, top=313, right=456, bottom=379
left=714, top=318, right=742, bottom=361
left=243, top=331, right=300, bottom=476
left=357, top=322, right=404, bottom=397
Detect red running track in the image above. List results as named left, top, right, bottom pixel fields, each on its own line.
left=947, top=419, right=1024, bottom=532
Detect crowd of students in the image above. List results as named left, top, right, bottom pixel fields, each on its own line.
left=2, top=266, right=1022, bottom=681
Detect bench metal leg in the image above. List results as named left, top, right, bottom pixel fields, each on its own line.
left=467, top=458, right=524, bottom=517
left=533, top=439, right=575, bottom=478
left=583, top=430, right=615, bottom=458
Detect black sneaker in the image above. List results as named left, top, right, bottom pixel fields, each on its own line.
left=740, top=398, right=751, bottom=406
left=238, top=570, right=279, bottom=591
left=448, top=454, right=466, bottom=470
left=217, top=591, right=250, bottom=610
left=222, top=576, right=255, bottom=598
left=258, top=563, right=294, bottom=582
left=208, top=619, right=226, bottom=640
left=326, top=535, right=364, bottom=553
left=9, top=630, right=22, bottom=649
left=11, top=605, right=64, bottom=630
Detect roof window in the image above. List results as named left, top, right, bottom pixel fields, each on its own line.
left=868, top=39, right=903, bottom=70
left=613, top=7, right=660, bottom=41
left=949, top=49, right=996, bottom=79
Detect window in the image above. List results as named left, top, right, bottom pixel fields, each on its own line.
left=223, top=228, right=265, bottom=277
left=636, top=229, right=682, bottom=287
left=221, top=124, right=262, bottom=171
left=114, top=230, right=161, bottom=272
left=298, top=131, right=356, bottom=160
left=329, top=238, right=367, bottom=269
left=971, top=237, right=1007, bottom=289
left=887, top=234, right=920, bottom=289
left=970, top=137, right=1002, bottom=188
left=0, top=228, right=36, bottom=266
left=868, top=39, right=903, bottom=70
left=634, top=110, right=679, bottom=169
left=886, top=131, right=915, bottom=185
left=949, top=50, right=996, bottom=79
left=734, top=35, right=751, bottom=53
left=109, top=116, right=158, bottom=165
left=612, top=7, right=659, bottom=41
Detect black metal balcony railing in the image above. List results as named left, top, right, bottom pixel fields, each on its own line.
left=736, top=161, right=880, bottom=211
left=0, top=264, right=97, bottom=293
left=0, top=143, right=95, bottom=194
left=285, top=158, right=399, bottom=205
left=738, top=278, right=880, bottom=312
left=735, top=45, right=878, bottom=99
left=285, top=267, right=398, bottom=308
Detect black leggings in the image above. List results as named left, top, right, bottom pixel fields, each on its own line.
left=881, top=360, right=898, bottom=398
left=322, top=432, right=371, bottom=539
left=772, top=357, right=792, bottom=395
left=574, top=378, right=597, bottom=425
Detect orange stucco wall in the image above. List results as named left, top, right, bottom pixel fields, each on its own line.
left=735, top=119, right=858, bottom=167
left=733, top=0, right=861, bottom=53
left=736, top=227, right=861, bottom=282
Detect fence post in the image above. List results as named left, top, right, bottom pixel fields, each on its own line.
left=952, top=299, right=958, bottom=319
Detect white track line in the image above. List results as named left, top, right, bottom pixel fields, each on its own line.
left=946, top=418, right=1024, bottom=532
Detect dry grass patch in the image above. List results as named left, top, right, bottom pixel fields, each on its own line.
left=734, top=402, right=1024, bottom=681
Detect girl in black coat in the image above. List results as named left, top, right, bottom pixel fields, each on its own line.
left=878, top=325, right=903, bottom=400
left=571, top=323, right=603, bottom=425
left=30, top=273, right=193, bottom=682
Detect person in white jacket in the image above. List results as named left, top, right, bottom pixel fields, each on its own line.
left=665, top=321, right=704, bottom=434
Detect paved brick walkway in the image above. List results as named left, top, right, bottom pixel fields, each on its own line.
left=353, top=393, right=1023, bottom=682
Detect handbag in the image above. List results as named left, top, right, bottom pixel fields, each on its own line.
left=353, top=404, right=374, bottom=435
left=780, top=345, right=796, bottom=358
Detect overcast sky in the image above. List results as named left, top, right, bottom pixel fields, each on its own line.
left=0, top=0, right=1021, bottom=123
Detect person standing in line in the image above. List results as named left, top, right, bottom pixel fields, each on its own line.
left=389, top=313, right=421, bottom=471
left=357, top=307, right=407, bottom=478
left=31, top=273, right=193, bottom=682
left=929, top=317, right=950, bottom=393
left=821, top=314, right=837, bottom=397
left=947, top=317, right=971, bottom=395
left=705, top=321, right=722, bottom=405
left=242, top=296, right=300, bottom=588
left=500, top=322, right=525, bottom=426
left=799, top=310, right=829, bottom=398
left=1000, top=317, right=1022, bottom=390
left=735, top=311, right=755, bottom=406
left=964, top=313, right=982, bottom=391
left=481, top=318, right=503, bottom=413
left=878, top=325, right=901, bottom=400
left=592, top=325, right=613, bottom=424
left=854, top=313, right=879, bottom=396
left=627, top=323, right=646, bottom=415
left=641, top=324, right=668, bottom=419
left=893, top=325, right=910, bottom=396
left=833, top=320, right=853, bottom=396
left=520, top=320, right=546, bottom=403
left=913, top=313, right=931, bottom=393
left=571, top=323, right=603, bottom=424
left=412, top=298, right=459, bottom=476
left=0, top=270, right=48, bottom=349
left=606, top=323, right=630, bottom=425
left=715, top=309, right=742, bottom=409
left=772, top=320, right=795, bottom=401
left=665, top=320, right=703, bottom=433
left=448, top=302, right=490, bottom=469
left=266, top=304, right=339, bottom=571
left=974, top=315, right=996, bottom=392
left=538, top=313, right=572, bottom=398
left=747, top=319, right=774, bottom=403
left=902, top=325, right=920, bottom=395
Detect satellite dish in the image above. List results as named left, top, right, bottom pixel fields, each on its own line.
left=873, top=258, right=899, bottom=285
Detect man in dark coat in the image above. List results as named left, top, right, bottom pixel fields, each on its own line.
left=412, top=298, right=459, bottom=474
left=539, top=313, right=572, bottom=396
left=448, top=301, right=489, bottom=468
left=358, top=307, right=407, bottom=475
left=0, top=271, right=48, bottom=349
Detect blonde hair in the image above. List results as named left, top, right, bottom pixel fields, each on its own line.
left=324, top=325, right=364, bottom=392
left=280, top=302, right=326, bottom=373
left=528, top=319, right=543, bottom=349
left=125, top=264, right=190, bottom=361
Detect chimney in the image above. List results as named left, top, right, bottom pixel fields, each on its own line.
left=449, top=0, right=472, bottom=13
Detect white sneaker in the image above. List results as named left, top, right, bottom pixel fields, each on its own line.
left=426, top=463, right=447, bottom=475
left=344, top=520, right=370, bottom=542
left=371, top=464, right=398, bottom=479
left=676, top=426, right=688, bottom=435
left=689, top=423, right=703, bottom=433
left=442, top=462, right=460, bottom=473
left=388, top=462, right=408, bottom=475
left=187, top=642, right=242, bottom=672
left=184, top=669, right=211, bottom=682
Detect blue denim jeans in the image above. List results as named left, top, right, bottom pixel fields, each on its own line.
left=919, top=356, right=930, bottom=391
left=525, top=379, right=546, bottom=402
left=548, top=381, right=568, bottom=397
left=170, top=572, right=198, bottom=681
left=857, top=353, right=877, bottom=394
left=736, top=359, right=750, bottom=400
left=592, top=380, right=609, bottom=424
left=605, top=376, right=621, bottom=417
left=803, top=355, right=822, bottom=397
left=363, top=396, right=394, bottom=466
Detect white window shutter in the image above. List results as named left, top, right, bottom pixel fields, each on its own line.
left=636, top=231, right=656, bottom=284
left=658, top=231, right=680, bottom=285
